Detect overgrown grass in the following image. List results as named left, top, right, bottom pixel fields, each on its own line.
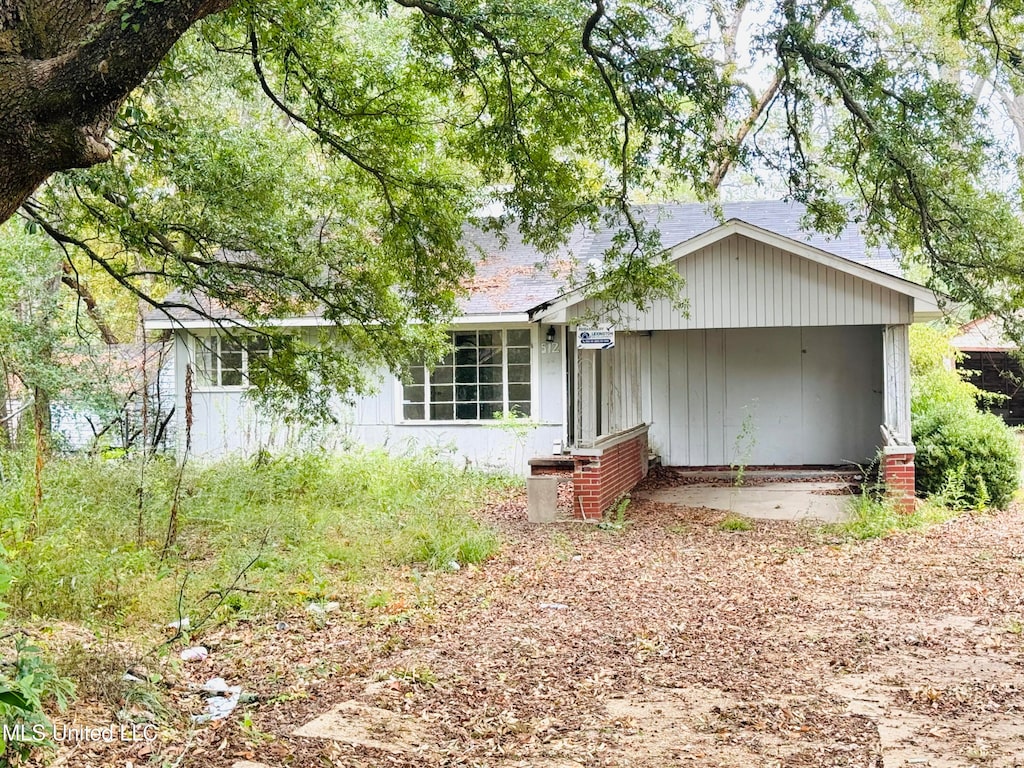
left=0, top=449, right=506, bottom=627
left=822, top=491, right=962, bottom=541
left=717, top=514, right=753, bottom=532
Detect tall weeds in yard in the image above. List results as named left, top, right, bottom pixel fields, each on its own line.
left=824, top=488, right=961, bottom=541
left=0, top=449, right=504, bottom=627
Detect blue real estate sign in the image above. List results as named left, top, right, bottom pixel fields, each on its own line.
left=577, top=328, right=615, bottom=350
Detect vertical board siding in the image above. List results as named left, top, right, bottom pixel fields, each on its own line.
left=598, top=332, right=646, bottom=436
left=704, top=330, right=726, bottom=464
left=569, top=233, right=914, bottom=329
left=882, top=324, right=912, bottom=441
left=650, top=326, right=884, bottom=467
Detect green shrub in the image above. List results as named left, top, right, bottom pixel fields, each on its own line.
left=913, top=403, right=1020, bottom=509
left=909, top=325, right=1021, bottom=510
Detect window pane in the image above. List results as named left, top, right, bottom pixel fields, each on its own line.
left=440, top=350, right=455, bottom=366
left=220, top=347, right=243, bottom=386
left=507, top=347, right=531, bottom=364
left=404, top=403, right=425, bottom=420
left=430, top=403, right=454, bottom=420
left=479, top=384, right=502, bottom=402
left=510, top=402, right=531, bottom=417
left=478, top=346, right=502, bottom=365
left=454, top=331, right=477, bottom=348
left=247, top=335, right=271, bottom=354
left=196, top=339, right=217, bottom=387
left=455, top=402, right=477, bottom=420
left=508, top=364, right=530, bottom=383
left=507, top=329, right=531, bottom=346
left=221, top=367, right=243, bottom=386
left=509, top=383, right=531, bottom=402
left=455, top=347, right=478, bottom=366
left=431, top=384, right=453, bottom=404
left=408, top=366, right=426, bottom=385
left=455, top=366, right=478, bottom=383
left=479, top=365, right=502, bottom=383
left=221, top=336, right=245, bottom=353
left=479, top=404, right=502, bottom=420
left=432, top=365, right=453, bottom=384
left=477, top=331, right=498, bottom=347
left=221, top=349, right=243, bottom=369
left=456, top=384, right=478, bottom=403
left=404, top=385, right=424, bottom=404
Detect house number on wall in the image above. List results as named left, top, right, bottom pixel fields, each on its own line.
left=542, top=342, right=560, bottom=354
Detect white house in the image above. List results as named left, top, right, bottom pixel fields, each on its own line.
left=145, top=202, right=943, bottom=518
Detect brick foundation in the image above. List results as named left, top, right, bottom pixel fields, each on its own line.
left=572, top=426, right=649, bottom=520
left=882, top=447, right=916, bottom=514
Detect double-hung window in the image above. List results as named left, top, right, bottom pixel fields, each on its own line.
left=403, top=329, right=532, bottom=421
left=195, top=334, right=272, bottom=388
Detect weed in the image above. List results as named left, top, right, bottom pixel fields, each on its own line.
left=239, top=711, right=275, bottom=745
left=363, top=590, right=394, bottom=610
left=0, top=636, right=75, bottom=761
left=548, top=532, right=576, bottom=561
left=822, top=490, right=961, bottom=541
left=717, top=514, right=753, bottom=532
left=486, top=410, right=540, bottom=471
left=382, top=665, right=436, bottom=687
left=0, top=449, right=501, bottom=629
left=598, top=496, right=631, bottom=532
left=56, top=642, right=166, bottom=720
left=730, top=403, right=758, bottom=487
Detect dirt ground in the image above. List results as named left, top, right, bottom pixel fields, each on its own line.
left=40, top=484, right=1024, bottom=768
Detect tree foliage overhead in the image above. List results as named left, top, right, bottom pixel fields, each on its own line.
left=4, top=0, right=1024, bottom=415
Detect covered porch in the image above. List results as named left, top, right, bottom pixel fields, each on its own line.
left=532, top=221, right=939, bottom=519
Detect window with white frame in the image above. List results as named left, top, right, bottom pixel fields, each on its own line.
left=194, top=334, right=272, bottom=388
left=403, top=329, right=532, bottom=421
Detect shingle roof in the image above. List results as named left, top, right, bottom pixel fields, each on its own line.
left=460, top=200, right=901, bottom=315
left=145, top=200, right=903, bottom=325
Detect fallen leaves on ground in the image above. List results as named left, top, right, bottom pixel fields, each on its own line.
left=38, top=482, right=1024, bottom=767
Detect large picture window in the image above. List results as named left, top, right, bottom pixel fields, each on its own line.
left=403, top=329, right=532, bottom=421
left=194, top=334, right=272, bottom=388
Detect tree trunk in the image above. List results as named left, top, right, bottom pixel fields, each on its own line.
left=0, top=0, right=234, bottom=223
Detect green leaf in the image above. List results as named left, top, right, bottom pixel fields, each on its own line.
left=0, top=688, right=30, bottom=710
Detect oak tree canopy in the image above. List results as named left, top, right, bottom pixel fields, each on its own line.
left=4, top=0, right=1024, bottom=416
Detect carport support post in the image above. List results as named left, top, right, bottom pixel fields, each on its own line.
left=577, top=348, right=598, bottom=447
left=882, top=325, right=912, bottom=441
left=882, top=325, right=916, bottom=513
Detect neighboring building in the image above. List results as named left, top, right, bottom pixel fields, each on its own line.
left=2, top=341, right=175, bottom=453
left=952, top=316, right=1024, bottom=426
left=145, top=202, right=943, bottom=517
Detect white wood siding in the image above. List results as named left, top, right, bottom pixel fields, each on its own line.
left=646, top=326, right=884, bottom=466
left=883, top=324, right=912, bottom=441
left=600, top=332, right=645, bottom=436
left=569, top=233, right=914, bottom=330
left=174, top=325, right=565, bottom=475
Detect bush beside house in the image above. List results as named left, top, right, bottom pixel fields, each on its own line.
left=910, top=326, right=1021, bottom=508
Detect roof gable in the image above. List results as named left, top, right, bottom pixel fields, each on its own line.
left=952, top=315, right=1017, bottom=351
left=533, top=222, right=941, bottom=326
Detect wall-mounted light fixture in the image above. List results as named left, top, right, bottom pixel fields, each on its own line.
left=545, top=326, right=556, bottom=344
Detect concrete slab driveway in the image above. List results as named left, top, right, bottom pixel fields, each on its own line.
left=634, top=481, right=852, bottom=522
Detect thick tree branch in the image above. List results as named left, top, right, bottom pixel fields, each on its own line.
left=0, top=0, right=235, bottom=222
left=60, top=261, right=119, bottom=345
